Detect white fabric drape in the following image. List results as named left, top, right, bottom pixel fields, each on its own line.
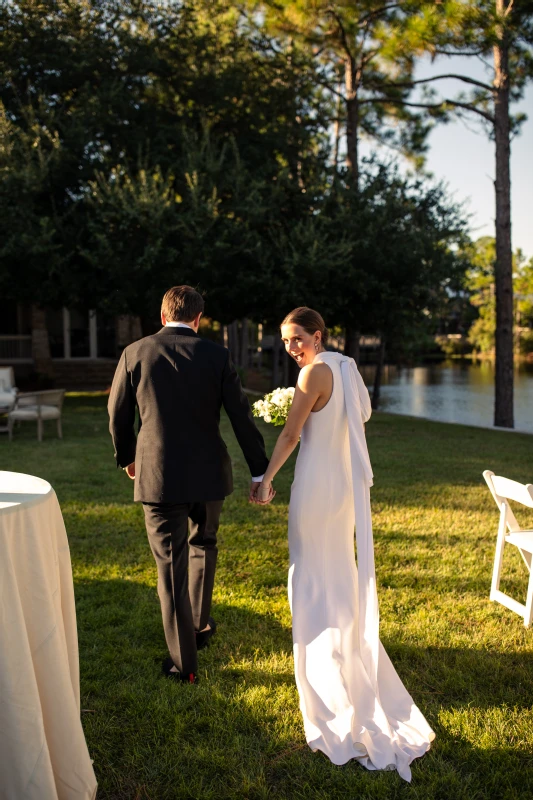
left=340, top=357, right=379, bottom=692
left=0, top=471, right=97, bottom=800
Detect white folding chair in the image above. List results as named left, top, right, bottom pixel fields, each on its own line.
left=483, top=470, right=533, bottom=627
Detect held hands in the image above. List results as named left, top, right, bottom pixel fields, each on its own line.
left=249, top=480, right=275, bottom=505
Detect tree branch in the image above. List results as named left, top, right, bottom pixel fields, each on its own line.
left=360, top=96, right=495, bottom=123
left=356, top=4, right=403, bottom=27
left=325, top=8, right=353, bottom=59
left=378, top=73, right=494, bottom=92
left=361, top=48, right=380, bottom=67
left=432, top=48, right=486, bottom=57
left=314, top=75, right=347, bottom=100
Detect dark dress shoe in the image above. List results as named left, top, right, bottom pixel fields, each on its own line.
left=196, top=616, right=217, bottom=650
left=161, top=657, right=198, bottom=684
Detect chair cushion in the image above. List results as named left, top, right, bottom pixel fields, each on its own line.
left=0, top=391, right=16, bottom=407
left=506, top=530, right=533, bottom=553
left=9, top=405, right=61, bottom=421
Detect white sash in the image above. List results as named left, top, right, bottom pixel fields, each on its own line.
left=340, top=357, right=379, bottom=692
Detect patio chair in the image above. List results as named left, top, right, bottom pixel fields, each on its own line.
left=0, top=366, right=18, bottom=411
left=483, top=469, right=533, bottom=627
left=7, top=389, right=66, bottom=442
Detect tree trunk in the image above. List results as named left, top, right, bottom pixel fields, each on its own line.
left=228, top=320, right=239, bottom=365
left=371, top=336, right=386, bottom=411
left=31, top=305, right=54, bottom=382
left=333, top=85, right=342, bottom=176
left=345, top=55, right=359, bottom=185
left=493, top=13, right=514, bottom=428
left=240, top=318, right=249, bottom=370
left=344, top=328, right=360, bottom=362
left=271, top=331, right=281, bottom=389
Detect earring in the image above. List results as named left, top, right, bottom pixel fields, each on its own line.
left=315, top=341, right=319, bottom=352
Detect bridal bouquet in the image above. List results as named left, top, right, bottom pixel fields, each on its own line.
left=252, top=386, right=295, bottom=426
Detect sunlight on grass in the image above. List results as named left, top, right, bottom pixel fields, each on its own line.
left=1, top=397, right=532, bottom=798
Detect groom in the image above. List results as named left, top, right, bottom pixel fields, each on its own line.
left=108, top=285, right=269, bottom=683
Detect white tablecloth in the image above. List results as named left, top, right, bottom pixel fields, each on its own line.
left=0, top=471, right=97, bottom=800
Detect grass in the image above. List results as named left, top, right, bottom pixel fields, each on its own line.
left=1, top=396, right=533, bottom=799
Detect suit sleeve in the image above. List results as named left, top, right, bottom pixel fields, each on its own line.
left=221, top=351, right=269, bottom=478
left=108, top=348, right=137, bottom=468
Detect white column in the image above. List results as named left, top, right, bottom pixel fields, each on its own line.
left=62, top=308, right=71, bottom=359
left=89, top=310, right=98, bottom=359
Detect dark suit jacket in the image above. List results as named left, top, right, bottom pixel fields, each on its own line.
left=108, top=327, right=269, bottom=503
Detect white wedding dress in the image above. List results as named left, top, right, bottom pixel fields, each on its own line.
left=288, top=352, right=434, bottom=782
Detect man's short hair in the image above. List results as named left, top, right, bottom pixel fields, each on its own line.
left=161, top=285, right=205, bottom=322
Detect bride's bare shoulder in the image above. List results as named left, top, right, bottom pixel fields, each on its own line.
left=298, top=361, right=332, bottom=390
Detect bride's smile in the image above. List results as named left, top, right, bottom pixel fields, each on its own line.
left=281, top=323, right=324, bottom=368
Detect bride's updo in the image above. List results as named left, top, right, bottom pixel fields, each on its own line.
left=281, top=307, right=329, bottom=349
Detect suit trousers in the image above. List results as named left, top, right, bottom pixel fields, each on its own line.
left=142, top=499, right=223, bottom=675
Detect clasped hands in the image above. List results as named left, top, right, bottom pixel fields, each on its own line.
left=125, top=463, right=275, bottom=505
left=249, top=480, right=275, bottom=505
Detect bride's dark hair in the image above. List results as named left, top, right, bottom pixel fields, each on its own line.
left=281, top=307, right=329, bottom=348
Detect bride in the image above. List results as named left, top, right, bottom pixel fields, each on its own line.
left=254, top=306, right=434, bottom=782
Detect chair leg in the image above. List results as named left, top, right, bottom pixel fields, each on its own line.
left=525, top=569, right=533, bottom=628
left=7, top=417, right=13, bottom=442
left=57, top=417, right=62, bottom=439
left=37, top=418, right=43, bottom=442
left=490, top=504, right=507, bottom=600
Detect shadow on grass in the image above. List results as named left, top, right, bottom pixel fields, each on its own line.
left=73, top=577, right=533, bottom=798
left=74, top=576, right=533, bottom=710
left=74, top=578, right=293, bottom=684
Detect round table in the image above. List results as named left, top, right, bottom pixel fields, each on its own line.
left=0, top=471, right=97, bottom=799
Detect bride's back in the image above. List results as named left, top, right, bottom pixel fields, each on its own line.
left=292, top=351, right=352, bottom=505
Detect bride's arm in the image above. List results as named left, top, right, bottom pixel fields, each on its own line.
left=254, top=365, right=324, bottom=503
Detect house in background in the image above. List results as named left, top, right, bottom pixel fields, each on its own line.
left=0, top=300, right=142, bottom=388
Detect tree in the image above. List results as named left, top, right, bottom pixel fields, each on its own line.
left=0, top=102, right=64, bottom=380
left=388, top=0, right=533, bottom=427
left=0, top=0, right=331, bottom=344
left=466, top=236, right=533, bottom=356
left=466, top=237, right=498, bottom=355
left=256, top=0, right=432, bottom=180
left=348, top=162, right=468, bottom=407
left=0, top=0, right=162, bottom=375
left=251, top=0, right=440, bottom=355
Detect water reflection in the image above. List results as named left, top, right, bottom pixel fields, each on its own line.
left=359, top=361, right=533, bottom=433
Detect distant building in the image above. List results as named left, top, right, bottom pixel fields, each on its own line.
left=0, top=302, right=142, bottom=388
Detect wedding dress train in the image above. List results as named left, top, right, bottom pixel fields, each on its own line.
left=288, top=352, right=434, bottom=782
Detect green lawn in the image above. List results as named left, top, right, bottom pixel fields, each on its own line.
left=2, top=396, right=533, bottom=799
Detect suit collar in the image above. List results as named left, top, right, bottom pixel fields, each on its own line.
left=156, top=326, right=199, bottom=338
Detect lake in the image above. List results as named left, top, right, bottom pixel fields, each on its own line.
left=359, top=361, right=533, bottom=434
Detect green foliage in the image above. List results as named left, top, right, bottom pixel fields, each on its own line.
left=0, top=0, right=472, bottom=354
left=255, top=0, right=433, bottom=165
left=518, top=329, right=533, bottom=355
left=466, top=237, right=497, bottom=354
left=465, top=238, right=533, bottom=355
left=435, top=335, right=472, bottom=358
left=389, top=0, right=533, bottom=128
left=2, top=396, right=533, bottom=798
